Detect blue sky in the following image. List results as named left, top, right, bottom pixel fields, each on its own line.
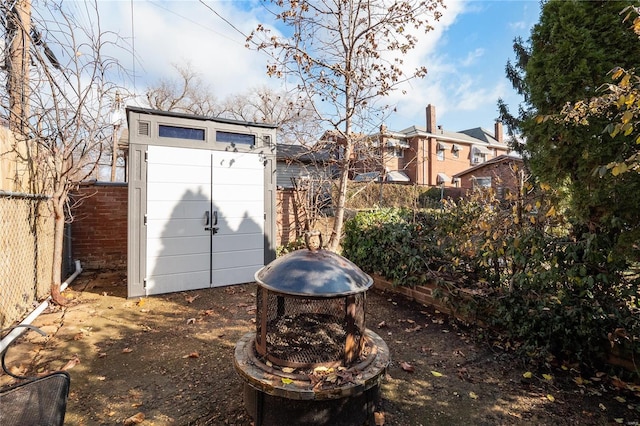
left=93, top=0, right=541, bottom=135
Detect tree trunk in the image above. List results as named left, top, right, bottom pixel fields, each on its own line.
left=327, top=145, right=352, bottom=252
left=50, top=194, right=68, bottom=306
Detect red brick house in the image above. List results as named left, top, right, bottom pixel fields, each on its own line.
left=351, top=104, right=512, bottom=187
left=452, top=154, right=524, bottom=198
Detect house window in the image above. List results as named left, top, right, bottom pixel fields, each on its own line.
left=386, top=146, right=404, bottom=158
left=451, top=144, right=460, bottom=158
left=216, top=131, right=255, bottom=146
left=473, top=176, right=492, bottom=189
left=472, top=153, right=486, bottom=164
left=436, top=148, right=445, bottom=161
left=159, top=125, right=205, bottom=141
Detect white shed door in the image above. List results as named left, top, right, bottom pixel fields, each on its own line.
left=145, top=145, right=264, bottom=295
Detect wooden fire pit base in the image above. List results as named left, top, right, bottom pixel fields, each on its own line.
left=234, top=329, right=389, bottom=426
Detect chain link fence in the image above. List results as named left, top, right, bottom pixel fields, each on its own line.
left=0, top=192, right=55, bottom=328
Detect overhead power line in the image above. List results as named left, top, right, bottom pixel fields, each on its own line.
left=197, top=0, right=249, bottom=40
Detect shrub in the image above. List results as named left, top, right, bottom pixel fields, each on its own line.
left=342, top=187, right=640, bottom=371
left=342, top=208, right=442, bottom=286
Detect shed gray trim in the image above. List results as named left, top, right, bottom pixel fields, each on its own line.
left=127, top=108, right=277, bottom=298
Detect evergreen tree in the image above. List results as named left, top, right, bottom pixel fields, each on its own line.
left=500, top=0, right=640, bottom=258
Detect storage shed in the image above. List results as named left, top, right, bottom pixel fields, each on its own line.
left=127, top=107, right=277, bottom=298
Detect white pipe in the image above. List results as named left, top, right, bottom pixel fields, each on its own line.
left=0, top=260, right=83, bottom=354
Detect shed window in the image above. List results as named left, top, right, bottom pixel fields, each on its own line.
left=217, top=131, right=255, bottom=146
left=159, top=125, right=205, bottom=140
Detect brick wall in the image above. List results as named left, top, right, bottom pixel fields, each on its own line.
left=457, top=158, right=523, bottom=192
left=71, top=182, right=127, bottom=270
left=70, top=183, right=333, bottom=269
left=277, top=188, right=306, bottom=246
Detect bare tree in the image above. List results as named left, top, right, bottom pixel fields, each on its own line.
left=145, top=62, right=224, bottom=117
left=223, top=86, right=321, bottom=145
left=248, top=0, right=444, bottom=251
left=1, top=0, right=129, bottom=304
left=145, top=66, right=322, bottom=146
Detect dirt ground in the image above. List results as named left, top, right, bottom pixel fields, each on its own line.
left=1, top=269, right=639, bottom=426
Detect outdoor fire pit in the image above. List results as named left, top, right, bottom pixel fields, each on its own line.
left=234, top=232, right=389, bottom=426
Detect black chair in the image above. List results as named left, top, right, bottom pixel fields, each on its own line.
left=0, top=325, right=70, bottom=426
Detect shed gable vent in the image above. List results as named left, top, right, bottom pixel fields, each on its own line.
left=138, top=121, right=150, bottom=136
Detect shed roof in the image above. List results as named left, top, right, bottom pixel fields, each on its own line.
left=126, top=106, right=278, bottom=129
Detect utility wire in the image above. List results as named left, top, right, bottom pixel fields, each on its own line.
left=197, top=0, right=249, bottom=40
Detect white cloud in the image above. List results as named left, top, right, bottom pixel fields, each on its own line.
left=509, top=21, right=527, bottom=31
left=460, top=48, right=485, bottom=67
left=96, top=1, right=278, bottom=102
left=84, top=0, right=521, bottom=133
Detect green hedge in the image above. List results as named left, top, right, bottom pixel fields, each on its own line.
left=342, top=204, right=640, bottom=373
left=342, top=208, right=443, bottom=287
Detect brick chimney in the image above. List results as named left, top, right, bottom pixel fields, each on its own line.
left=426, top=104, right=436, bottom=133
left=494, top=121, right=503, bottom=143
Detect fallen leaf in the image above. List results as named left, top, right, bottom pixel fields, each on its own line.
left=523, top=371, right=533, bottom=379
left=611, top=376, right=627, bottom=390
left=182, top=352, right=199, bottom=359
left=377, top=321, right=386, bottom=329
left=614, top=396, right=626, bottom=403
left=599, top=403, right=606, bottom=411
left=614, top=418, right=624, bottom=424
left=122, top=348, right=133, bottom=354
left=400, top=362, right=415, bottom=373
left=374, top=411, right=385, bottom=425
left=281, top=367, right=295, bottom=373
left=123, top=412, right=145, bottom=425
left=281, top=377, right=293, bottom=385
left=546, top=394, right=555, bottom=402
left=186, top=318, right=196, bottom=325
left=469, top=391, right=478, bottom=399
left=185, top=294, right=200, bottom=304
left=542, top=374, right=553, bottom=381
left=61, top=355, right=80, bottom=371
left=98, top=352, right=107, bottom=358
left=431, top=370, right=444, bottom=377
left=136, top=298, right=145, bottom=307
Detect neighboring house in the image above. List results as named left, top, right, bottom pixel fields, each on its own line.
left=275, top=143, right=335, bottom=189
left=453, top=154, right=525, bottom=198
left=352, top=104, right=512, bottom=187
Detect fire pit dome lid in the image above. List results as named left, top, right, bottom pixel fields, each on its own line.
left=255, top=248, right=373, bottom=297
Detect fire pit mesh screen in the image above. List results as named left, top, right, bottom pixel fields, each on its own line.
left=256, top=287, right=365, bottom=365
